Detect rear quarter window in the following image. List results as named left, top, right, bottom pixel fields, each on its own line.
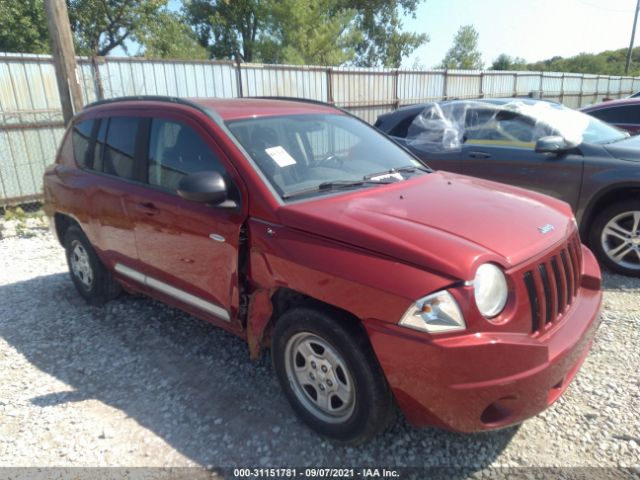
left=103, top=117, right=141, bottom=180
left=72, top=119, right=94, bottom=167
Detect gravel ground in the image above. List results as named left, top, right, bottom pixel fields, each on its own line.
left=0, top=227, right=639, bottom=476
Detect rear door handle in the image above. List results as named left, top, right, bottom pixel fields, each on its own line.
left=469, top=151, right=491, bottom=159
left=135, top=202, right=160, bottom=216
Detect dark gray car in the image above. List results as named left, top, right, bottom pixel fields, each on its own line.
left=376, top=98, right=640, bottom=277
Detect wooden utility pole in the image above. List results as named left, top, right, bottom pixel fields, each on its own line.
left=44, top=0, right=83, bottom=125
left=625, top=0, right=640, bottom=74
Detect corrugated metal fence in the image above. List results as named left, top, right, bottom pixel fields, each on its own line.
left=2, top=52, right=640, bottom=205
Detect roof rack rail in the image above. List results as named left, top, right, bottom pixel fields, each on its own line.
left=84, top=95, right=204, bottom=110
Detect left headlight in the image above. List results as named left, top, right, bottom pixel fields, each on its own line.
left=473, top=263, right=508, bottom=318
left=399, top=290, right=466, bottom=334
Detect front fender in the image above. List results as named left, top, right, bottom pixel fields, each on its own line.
left=245, top=218, right=456, bottom=357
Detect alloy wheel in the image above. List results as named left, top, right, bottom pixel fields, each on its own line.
left=600, top=210, right=640, bottom=271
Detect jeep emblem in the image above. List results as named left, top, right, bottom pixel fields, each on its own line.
left=538, top=224, right=555, bottom=234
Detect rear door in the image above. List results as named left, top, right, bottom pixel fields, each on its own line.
left=127, top=111, right=247, bottom=326
left=88, top=115, right=146, bottom=268
left=460, top=109, right=584, bottom=210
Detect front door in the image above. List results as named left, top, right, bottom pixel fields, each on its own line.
left=127, top=114, right=246, bottom=326
left=460, top=109, right=584, bottom=210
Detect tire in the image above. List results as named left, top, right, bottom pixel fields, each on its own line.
left=272, top=304, right=395, bottom=444
left=64, top=225, right=122, bottom=305
left=589, top=201, right=640, bottom=277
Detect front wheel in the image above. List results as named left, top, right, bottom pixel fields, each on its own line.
left=589, top=201, right=640, bottom=277
left=272, top=305, right=395, bottom=444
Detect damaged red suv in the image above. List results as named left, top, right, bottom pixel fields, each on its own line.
left=43, top=96, right=602, bottom=444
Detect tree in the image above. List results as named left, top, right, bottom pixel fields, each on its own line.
left=491, top=53, right=526, bottom=71
left=0, top=0, right=51, bottom=54
left=345, top=0, right=428, bottom=67
left=136, top=11, right=208, bottom=59
left=67, top=0, right=167, bottom=56
left=265, top=0, right=361, bottom=65
left=440, top=25, right=483, bottom=70
left=186, top=0, right=268, bottom=62
left=186, top=0, right=428, bottom=66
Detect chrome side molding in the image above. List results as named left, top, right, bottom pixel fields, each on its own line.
left=114, top=263, right=231, bottom=322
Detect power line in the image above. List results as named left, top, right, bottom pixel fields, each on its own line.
left=625, top=0, right=640, bottom=73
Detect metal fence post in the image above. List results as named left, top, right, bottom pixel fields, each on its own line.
left=443, top=69, right=448, bottom=100
left=513, top=73, right=518, bottom=97
left=578, top=74, right=584, bottom=107
left=91, top=56, right=105, bottom=101
left=393, top=69, right=400, bottom=109
left=234, top=55, right=243, bottom=98
left=539, top=71, right=544, bottom=98
left=560, top=73, right=565, bottom=104
left=479, top=71, right=484, bottom=99
left=326, top=68, right=334, bottom=105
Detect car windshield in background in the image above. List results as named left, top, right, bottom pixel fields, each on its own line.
left=226, top=114, right=427, bottom=200
left=527, top=102, right=628, bottom=145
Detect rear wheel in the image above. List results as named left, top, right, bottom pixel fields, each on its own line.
left=272, top=305, right=395, bottom=444
left=589, top=201, right=640, bottom=277
left=64, top=225, right=122, bottom=304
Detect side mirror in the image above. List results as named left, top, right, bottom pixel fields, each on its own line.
left=535, top=135, right=569, bottom=154
left=177, top=171, right=228, bottom=205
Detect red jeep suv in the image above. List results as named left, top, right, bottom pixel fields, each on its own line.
left=43, top=96, right=602, bottom=444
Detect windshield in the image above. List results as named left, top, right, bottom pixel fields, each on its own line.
left=406, top=100, right=627, bottom=152
left=511, top=101, right=628, bottom=145
left=226, top=113, right=426, bottom=200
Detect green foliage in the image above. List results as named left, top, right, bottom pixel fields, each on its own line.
left=346, top=0, right=428, bottom=67
left=186, top=0, right=428, bottom=67
left=0, top=0, right=50, bottom=54
left=136, top=11, right=208, bottom=59
left=525, top=48, right=640, bottom=76
left=67, top=0, right=167, bottom=56
left=3, top=207, right=26, bottom=222
left=440, top=25, right=483, bottom=70
left=490, top=53, right=527, bottom=71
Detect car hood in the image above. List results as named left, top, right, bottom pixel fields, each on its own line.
left=277, top=172, right=574, bottom=281
left=603, top=135, right=640, bottom=161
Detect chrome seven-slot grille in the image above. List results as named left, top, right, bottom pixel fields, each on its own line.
left=523, top=233, right=583, bottom=334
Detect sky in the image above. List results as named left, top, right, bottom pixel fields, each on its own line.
left=401, top=0, right=640, bottom=68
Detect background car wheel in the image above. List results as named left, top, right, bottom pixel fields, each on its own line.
left=272, top=304, right=395, bottom=444
left=589, top=201, right=640, bottom=277
left=64, top=225, right=122, bottom=305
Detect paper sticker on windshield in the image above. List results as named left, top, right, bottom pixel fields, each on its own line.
left=265, top=146, right=297, bottom=167
left=369, top=172, right=403, bottom=182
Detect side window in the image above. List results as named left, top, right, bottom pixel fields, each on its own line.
left=93, top=119, right=108, bottom=172
left=388, top=113, right=419, bottom=138
left=589, top=105, right=637, bottom=124
left=104, top=117, right=141, bottom=180
left=72, top=119, right=94, bottom=167
left=147, top=119, right=225, bottom=191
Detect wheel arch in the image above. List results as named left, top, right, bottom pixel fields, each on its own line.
left=53, top=212, right=82, bottom=245
left=246, top=287, right=370, bottom=361
left=579, top=184, right=640, bottom=241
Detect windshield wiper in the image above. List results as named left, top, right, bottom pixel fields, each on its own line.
left=282, top=179, right=394, bottom=199
left=363, top=165, right=429, bottom=180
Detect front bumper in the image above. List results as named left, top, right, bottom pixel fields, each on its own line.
left=366, top=245, right=602, bottom=432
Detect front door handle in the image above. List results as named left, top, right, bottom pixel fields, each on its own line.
left=469, top=151, right=491, bottom=159
left=135, top=202, right=160, bottom=216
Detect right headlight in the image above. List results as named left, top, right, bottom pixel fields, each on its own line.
left=399, top=290, right=466, bottom=334
left=473, top=263, right=508, bottom=318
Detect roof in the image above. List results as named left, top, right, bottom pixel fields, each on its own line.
left=581, top=97, right=640, bottom=111
left=83, top=95, right=340, bottom=121
left=192, top=97, right=339, bottom=121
